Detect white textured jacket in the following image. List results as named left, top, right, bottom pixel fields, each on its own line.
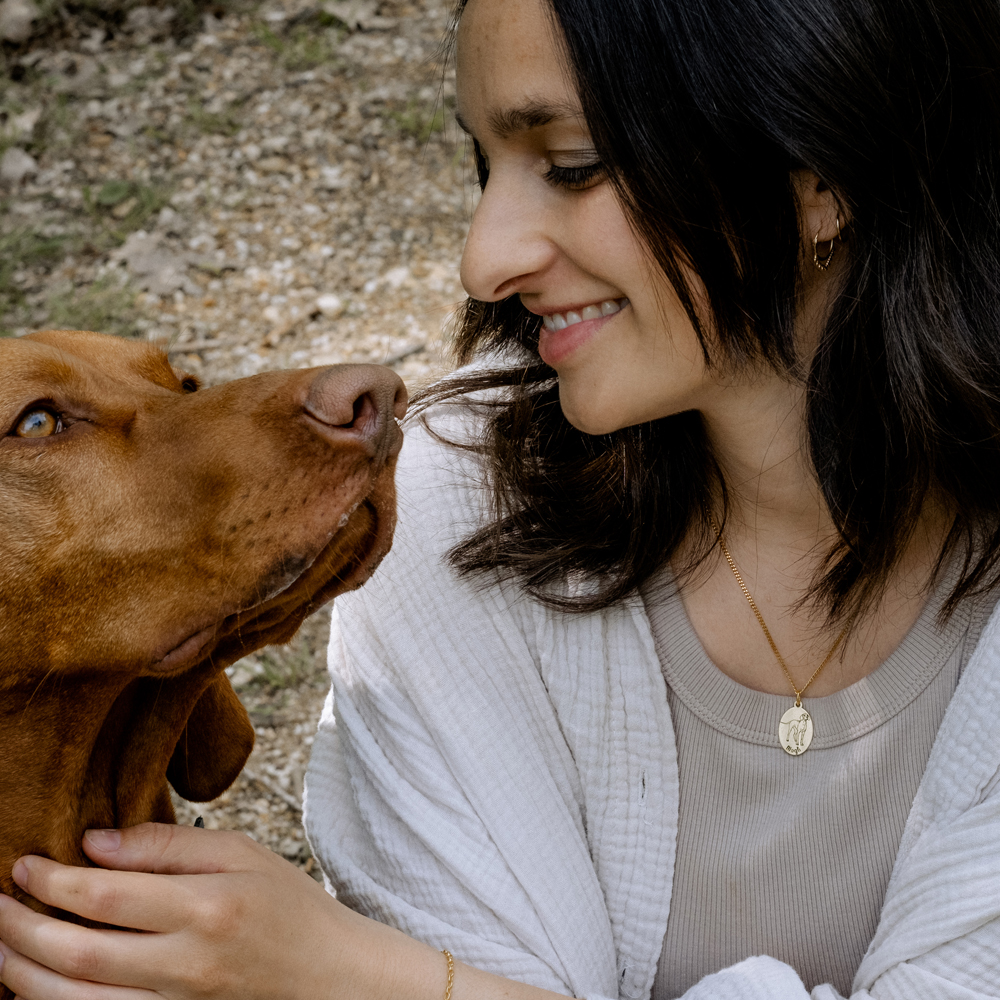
left=304, top=410, right=1000, bottom=1000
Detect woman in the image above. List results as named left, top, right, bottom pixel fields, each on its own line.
left=1, top=0, right=999, bottom=997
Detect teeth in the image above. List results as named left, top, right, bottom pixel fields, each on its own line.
left=542, top=298, right=625, bottom=331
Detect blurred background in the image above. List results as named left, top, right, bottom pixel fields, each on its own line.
left=1, top=0, right=469, bottom=875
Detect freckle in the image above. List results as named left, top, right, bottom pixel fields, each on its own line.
left=228, top=525, right=238, bottom=534
left=243, top=518, right=254, bottom=527
left=281, top=506, right=289, bottom=515
left=264, top=511, right=272, bottom=520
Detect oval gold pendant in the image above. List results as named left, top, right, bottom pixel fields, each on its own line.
left=779, top=705, right=813, bottom=756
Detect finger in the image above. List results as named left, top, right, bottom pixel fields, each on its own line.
left=0, top=894, right=165, bottom=980
left=0, top=939, right=157, bottom=1000
left=9, top=857, right=196, bottom=933
left=81, top=823, right=269, bottom=876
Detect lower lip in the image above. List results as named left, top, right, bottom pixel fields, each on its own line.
left=154, top=625, right=216, bottom=673
left=537, top=308, right=623, bottom=367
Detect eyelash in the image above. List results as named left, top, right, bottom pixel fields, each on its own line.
left=544, top=162, right=606, bottom=190
left=471, top=139, right=606, bottom=192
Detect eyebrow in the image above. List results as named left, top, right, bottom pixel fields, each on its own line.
left=454, top=99, right=586, bottom=141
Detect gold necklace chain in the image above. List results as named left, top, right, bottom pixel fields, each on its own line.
left=711, top=518, right=849, bottom=706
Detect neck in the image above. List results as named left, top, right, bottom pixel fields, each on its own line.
left=700, top=370, right=836, bottom=553
left=675, top=364, right=953, bottom=697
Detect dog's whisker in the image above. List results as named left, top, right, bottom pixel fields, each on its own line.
left=18, top=666, right=58, bottom=723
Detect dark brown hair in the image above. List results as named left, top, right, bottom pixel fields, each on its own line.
left=419, top=0, right=1000, bottom=617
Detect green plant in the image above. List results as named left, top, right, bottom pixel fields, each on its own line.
left=186, top=100, right=241, bottom=137
left=252, top=20, right=340, bottom=71
left=96, top=179, right=133, bottom=207
left=0, top=227, right=71, bottom=332
left=252, top=20, right=286, bottom=55
left=31, top=95, right=79, bottom=156
left=247, top=640, right=323, bottom=691
left=83, top=180, right=171, bottom=239
left=45, top=275, right=140, bottom=338
left=388, top=98, right=446, bottom=143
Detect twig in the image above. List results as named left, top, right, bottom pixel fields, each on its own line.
left=383, top=342, right=426, bottom=366
left=242, top=767, right=303, bottom=813
left=166, top=337, right=247, bottom=354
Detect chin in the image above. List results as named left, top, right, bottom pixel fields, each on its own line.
left=559, top=390, right=630, bottom=437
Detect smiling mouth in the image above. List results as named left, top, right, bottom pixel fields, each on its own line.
left=542, top=298, right=628, bottom=331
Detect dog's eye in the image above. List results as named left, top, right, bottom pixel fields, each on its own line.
left=15, top=409, right=62, bottom=438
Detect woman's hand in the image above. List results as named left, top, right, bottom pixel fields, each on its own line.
left=0, top=823, right=443, bottom=1000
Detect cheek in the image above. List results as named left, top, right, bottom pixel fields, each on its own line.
left=556, top=304, right=712, bottom=434
left=562, top=188, right=646, bottom=278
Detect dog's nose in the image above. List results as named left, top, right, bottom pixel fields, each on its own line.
left=303, top=364, right=408, bottom=458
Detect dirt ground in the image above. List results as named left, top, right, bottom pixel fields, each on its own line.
left=1, top=0, right=468, bottom=876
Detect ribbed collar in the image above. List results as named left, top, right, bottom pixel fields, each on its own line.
left=642, top=566, right=976, bottom=749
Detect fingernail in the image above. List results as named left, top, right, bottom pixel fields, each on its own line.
left=85, top=828, right=121, bottom=851
left=11, top=860, right=28, bottom=886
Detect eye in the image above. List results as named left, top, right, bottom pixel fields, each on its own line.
left=181, top=375, right=200, bottom=393
left=473, top=138, right=490, bottom=190
left=15, top=408, right=63, bottom=438
left=544, top=161, right=606, bottom=191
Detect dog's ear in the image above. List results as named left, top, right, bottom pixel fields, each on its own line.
left=167, top=674, right=255, bottom=802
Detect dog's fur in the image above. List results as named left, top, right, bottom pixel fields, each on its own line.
left=0, top=330, right=404, bottom=935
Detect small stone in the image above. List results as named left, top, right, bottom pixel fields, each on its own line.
left=8, top=108, right=41, bottom=140
left=115, top=230, right=197, bottom=297
left=156, top=206, right=179, bottom=229
left=124, top=5, right=174, bottom=37
left=0, top=0, right=37, bottom=42
left=79, top=27, right=106, bottom=53
left=315, top=293, right=345, bottom=319
left=111, top=196, right=138, bottom=219
left=39, top=52, right=100, bottom=97
left=226, top=655, right=265, bottom=688
left=383, top=266, right=410, bottom=290
left=318, top=165, right=350, bottom=191
left=322, top=0, right=397, bottom=30
left=0, top=147, right=38, bottom=185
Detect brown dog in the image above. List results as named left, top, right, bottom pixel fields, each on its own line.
left=0, top=330, right=405, bottom=937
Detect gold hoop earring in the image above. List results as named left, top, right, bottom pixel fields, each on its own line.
left=813, top=214, right=841, bottom=271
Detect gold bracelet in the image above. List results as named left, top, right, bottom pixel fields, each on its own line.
left=442, top=949, right=455, bottom=1000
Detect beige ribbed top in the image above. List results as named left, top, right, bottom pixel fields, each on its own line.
left=643, top=572, right=995, bottom=999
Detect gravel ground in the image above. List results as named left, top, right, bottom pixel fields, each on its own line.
left=1, top=0, right=470, bottom=876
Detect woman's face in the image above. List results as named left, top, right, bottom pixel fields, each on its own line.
left=457, top=0, right=716, bottom=435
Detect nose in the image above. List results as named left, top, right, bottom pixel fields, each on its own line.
left=460, top=172, right=556, bottom=302
left=303, top=364, right=408, bottom=462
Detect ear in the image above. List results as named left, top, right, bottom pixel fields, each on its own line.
left=792, top=169, right=846, bottom=245
left=167, top=673, right=255, bottom=802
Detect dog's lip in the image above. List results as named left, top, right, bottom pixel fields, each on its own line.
left=152, top=625, right=217, bottom=673
left=146, top=502, right=382, bottom=675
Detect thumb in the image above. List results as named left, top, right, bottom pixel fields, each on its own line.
left=82, top=822, right=266, bottom=875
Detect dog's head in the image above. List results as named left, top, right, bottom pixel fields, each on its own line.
left=0, top=330, right=405, bottom=885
